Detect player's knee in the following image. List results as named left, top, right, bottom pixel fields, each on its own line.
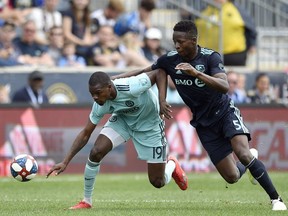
left=149, top=177, right=165, bottom=188
left=238, top=151, right=253, bottom=166
left=89, top=147, right=105, bottom=162
left=224, top=173, right=239, bottom=184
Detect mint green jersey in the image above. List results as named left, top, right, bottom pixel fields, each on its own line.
left=89, top=73, right=161, bottom=131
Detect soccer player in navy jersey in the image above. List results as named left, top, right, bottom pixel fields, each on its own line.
left=113, top=20, right=286, bottom=211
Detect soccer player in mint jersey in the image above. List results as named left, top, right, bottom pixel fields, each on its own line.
left=114, top=20, right=286, bottom=211
left=46, top=70, right=188, bottom=209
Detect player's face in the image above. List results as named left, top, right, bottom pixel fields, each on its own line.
left=89, top=84, right=112, bottom=106
left=30, top=79, right=43, bottom=91
left=256, top=76, right=270, bottom=93
left=173, top=31, right=197, bottom=60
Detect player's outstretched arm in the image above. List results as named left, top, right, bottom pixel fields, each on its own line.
left=46, top=120, right=96, bottom=178
left=157, top=69, right=173, bottom=120
left=145, top=69, right=157, bottom=85
left=111, top=65, right=153, bottom=80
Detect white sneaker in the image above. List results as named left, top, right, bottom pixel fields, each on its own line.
left=247, top=148, right=258, bottom=185
left=272, top=198, right=287, bottom=211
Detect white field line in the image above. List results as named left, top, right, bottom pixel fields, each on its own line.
left=1, top=198, right=260, bottom=204
left=1, top=173, right=222, bottom=182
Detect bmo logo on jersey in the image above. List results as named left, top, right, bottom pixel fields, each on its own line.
left=175, top=78, right=205, bottom=87
left=174, top=64, right=206, bottom=87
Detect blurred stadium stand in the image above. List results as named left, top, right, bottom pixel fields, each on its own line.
left=147, top=0, right=288, bottom=71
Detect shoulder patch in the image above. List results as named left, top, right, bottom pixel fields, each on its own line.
left=195, top=65, right=205, bottom=72
left=218, top=63, right=225, bottom=70
left=139, top=77, right=148, bottom=86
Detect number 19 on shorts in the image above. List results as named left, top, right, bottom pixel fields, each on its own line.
left=152, top=146, right=166, bottom=161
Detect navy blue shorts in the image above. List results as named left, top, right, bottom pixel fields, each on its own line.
left=196, top=107, right=251, bottom=165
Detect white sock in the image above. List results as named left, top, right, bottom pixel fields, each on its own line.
left=83, top=197, right=92, bottom=205
left=164, top=160, right=176, bottom=184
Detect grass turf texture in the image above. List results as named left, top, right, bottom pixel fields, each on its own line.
left=0, top=172, right=287, bottom=216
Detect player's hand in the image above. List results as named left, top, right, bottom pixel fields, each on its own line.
left=46, top=162, right=67, bottom=178
left=160, top=101, right=173, bottom=119
left=175, top=63, right=198, bottom=77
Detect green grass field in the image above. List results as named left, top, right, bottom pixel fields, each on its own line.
left=0, top=172, right=287, bottom=216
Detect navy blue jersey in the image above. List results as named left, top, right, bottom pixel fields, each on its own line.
left=151, top=46, right=231, bottom=127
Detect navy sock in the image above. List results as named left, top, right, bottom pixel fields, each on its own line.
left=236, top=161, right=246, bottom=178
left=247, top=158, right=279, bottom=200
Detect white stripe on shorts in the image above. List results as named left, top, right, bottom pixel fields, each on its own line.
left=100, top=127, right=126, bottom=148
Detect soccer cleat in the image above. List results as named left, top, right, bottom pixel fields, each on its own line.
left=271, top=197, right=287, bottom=211
left=168, top=155, right=188, bottom=190
left=69, top=201, right=92, bottom=210
left=247, top=148, right=258, bottom=185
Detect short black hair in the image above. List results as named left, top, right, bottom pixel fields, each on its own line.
left=140, top=0, right=156, bottom=11
left=173, top=20, right=198, bottom=37
left=29, top=71, right=43, bottom=81
left=89, top=71, right=111, bottom=87
left=255, top=73, right=268, bottom=82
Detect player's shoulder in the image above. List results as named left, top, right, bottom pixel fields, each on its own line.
left=113, top=77, right=130, bottom=92
left=113, top=73, right=149, bottom=92
left=157, top=50, right=179, bottom=62
left=199, top=46, right=217, bottom=56
left=198, top=46, right=222, bottom=62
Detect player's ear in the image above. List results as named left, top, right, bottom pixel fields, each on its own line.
left=107, top=83, right=113, bottom=92
left=191, top=36, right=197, bottom=44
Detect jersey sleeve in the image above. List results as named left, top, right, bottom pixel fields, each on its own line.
left=151, top=54, right=166, bottom=70
left=208, top=52, right=226, bottom=76
left=129, top=73, right=152, bottom=97
left=89, top=102, right=104, bottom=125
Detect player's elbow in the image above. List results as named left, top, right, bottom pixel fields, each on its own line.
left=221, top=86, right=229, bottom=94
left=219, top=84, right=229, bottom=94
left=146, top=70, right=157, bottom=85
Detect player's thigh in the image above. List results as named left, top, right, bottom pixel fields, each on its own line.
left=103, top=114, right=131, bottom=147
left=222, top=110, right=253, bottom=164
left=91, top=115, right=131, bottom=160
left=231, top=135, right=253, bottom=165
left=91, top=134, right=114, bottom=157
left=196, top=125, right=232, bottom=165
left=215, top=153, right=239, bottom=183
left=222, top=107, right=251, bottom=141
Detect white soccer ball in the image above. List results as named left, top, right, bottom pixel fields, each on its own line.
left=10, top=154, right=38, bottom=182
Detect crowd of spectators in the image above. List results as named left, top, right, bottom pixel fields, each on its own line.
left=0, top=0, right=160, bottom=68
left=226, top=71, right=281, bottom=105
left=0, top=0, right=284, bottom=106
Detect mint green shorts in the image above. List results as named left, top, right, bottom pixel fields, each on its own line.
left=102, top=114, right=167, bottom=163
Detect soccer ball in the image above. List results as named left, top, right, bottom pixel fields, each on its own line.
left=10, top=154, right=38, bottom=182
